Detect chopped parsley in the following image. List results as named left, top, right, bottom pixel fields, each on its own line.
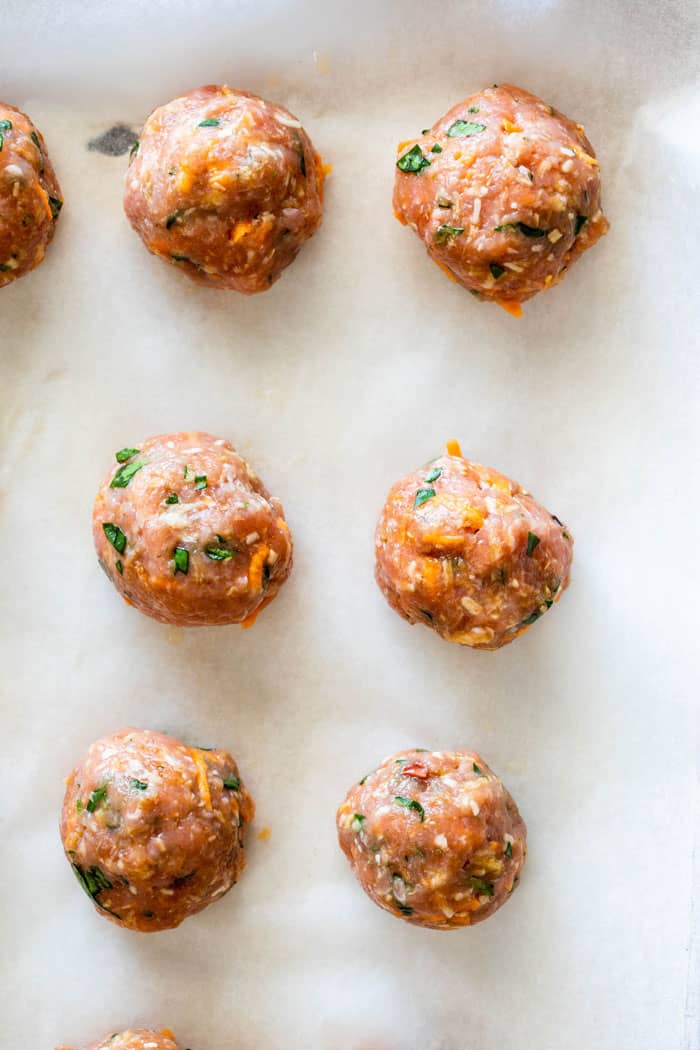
left=115, top=447, right=140, bottom=463
left=0, top=119, right=12, bottom=130
left=166, top=210, right=182, bottom=229
left=575, top=214, right=588, bottom=236
left=489, top=263, right=505, bottom=279
left=414, top=487, right=436, bottom=509
left=425, top=467, right=442, bottom=484
left=130, top=139, right=139, bottom=157
left=165, top=493, right=179, bottom=504
left=359, top=772, right=371, bottom=785
left=517, top=223, right=547, bottom=238
left=130, top=779, right=148, bottom=790
left=470, top=875, right=494, bottom=896
left=49, top=197, right=63, bottom=219
left=173, top=547, right=189, bottom=575
left=30, top=130, right=41, bottom=151
left=562, top=530, right=571, bottom=541
left=223, top=776, right=240, bottom=790
left=351, top=813, right=366, bottom=833
left=435, top=224, right=465, bottom=245
left=504, top=840, right=513, bottom=858
left=205, top=546, right=234, bottom=561
left=194, top=475, right=208, bottom=491
left=520, top=609, right=543, bottom=627
left=472, top=762, right=482, bottom=774
left=419, top=609, right=434, bottom=622
left=526, top=531, right=541, bottom=556
left=447, top=120, right=486, bottom=137
left=76, top=798, right=83, bottom=812
left=397, top=144, right=430, bottom=173
left=102, top=523, right=127, bottom=554
left=0, top=135, right=4, bottom=152
left=71, top=862, right=121, bottom=918
left=468, top=107, right=479, bottom=114
left=198, top=118, right=220, bottom=127
left=436, top=197, right=453, bottom=210
left=430, top=143, right=443, bottom=153
left=116, top=560, right=123, bottom=575
left=394, top=796, right=425, bottom=821
left=86, top=785, right=108, bottom=813
left=396, top=903, right=414, bottom=916
left=110, top=458, right=147, bottom=488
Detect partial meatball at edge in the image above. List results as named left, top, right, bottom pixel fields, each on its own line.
left=55, top=1029, right=181, bottom=1050
left=374, top=439, right=574, bottom=649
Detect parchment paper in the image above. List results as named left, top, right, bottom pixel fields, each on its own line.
left=1, top=2, right=698, bottom=1048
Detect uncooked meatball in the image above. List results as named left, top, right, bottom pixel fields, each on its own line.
left=56, top=1030, right=181, bottom=1050
left=92, top=431, right=293, bottom=627
left=393, top=83, right=608, bottom=314
left=124, top=84, right=325, bottom=292
left=374, top=440, right=573, bottom=649
left=60, top=728, right=254, bottom=932
left=0, top=102, right=62, bottom=288
left=338, top=749, right=526, bottom=929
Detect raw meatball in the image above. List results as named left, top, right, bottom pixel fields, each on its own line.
left=56, top=1030, right=181, bottom=1050
left=92, top=432, right=293, bottom=627
left=0, top=102, right=62, bottom=288
left=374, top=440, right=573, bottom=649
left=124, top=84, right=325, bottom=292
left=393, top=83, right=608, bottom=314
left=60, top=728, right=254, bottom=932
left=338, top=749, right=526, bottom=929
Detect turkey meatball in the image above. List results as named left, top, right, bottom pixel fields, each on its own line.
left=124, top=84, right=325, bottom=292
left=0, top=102, right=62, bottom=288
left=374, top=440, right=573, bottom=649
left=338, top=749, right=526, bottom=929
left=92, top=432, right=293, bottom=627
left=393, top=84, right=608, bottom=314
left=60, top=728, right=254, bottom=932
left=56, top=1030, right=181, bottom=1050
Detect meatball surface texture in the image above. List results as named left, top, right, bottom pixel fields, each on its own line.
left=393, top=84, right=608, bottom=313
left=0, top=102, right=63, bottom=287
left=56, top=1030, right=181, bottom=1050
left=338, top=749, right=526, bottom=929
left=374, top=441, right=573, bottom=649
left=60, top=728, right=254, bottom=931
left=93, top=431, right=293, bottom=627
left=124, top=84, right=325, bottom=292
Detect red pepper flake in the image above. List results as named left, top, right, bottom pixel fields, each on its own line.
left=401, top=761, right=430, bottom=780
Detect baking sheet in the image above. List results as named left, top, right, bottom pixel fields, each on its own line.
left=1, top=1, right=698, bottom=1048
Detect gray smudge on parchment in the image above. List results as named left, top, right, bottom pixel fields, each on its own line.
left=87, top=124, right=138, bottom=156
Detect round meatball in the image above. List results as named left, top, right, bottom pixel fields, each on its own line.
left=60, top=728, right=255, bottom=932
left=0, top=102, right=62, bottom=288
left=393, top=83, right=608, bottom=314
left=56, top=1030, right=181, bottom=1050
left=92, top=431, right=293, bottom=627
left=374, top=441, right=573, bottom=649
left=124, top=84, right=325, bottom=292
left=338, top=749, right=526, bottom=929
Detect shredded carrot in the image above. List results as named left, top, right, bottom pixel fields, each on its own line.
left=393, top=208, right=407, bottom=226
left=191, top=749, right=212, bottom=810
left=502, top=119, right=523, bottom=134
left=397, top=138, right=413, bottom=153
left=433, top=258, right=458, bottom=283
left=247, top=544, right=269, bottom=594
left=160, top=1031, right=176, bottom=1041
left=445, top=438, right=462, bottom=457
left=256, top=825, right=271, bottom=841
left=241, top=594, right=274, bottom=629
left=230, top=220, right=255, bottom=244
left=495, top=298, right=523, bottom=318
left=321, top=162, right=333, bottom=178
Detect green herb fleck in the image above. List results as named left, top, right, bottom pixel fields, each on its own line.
left=494, top=223, right=518, bottom=232
left=435, top=224, right=465, bottom=244
left=116, top=559, right=123, bottom=575
left=102, top=522, right=127, bottom=554
left=421, top=128, right=430, bottom=135
left=87, top=785, right=108, bottom=813
left=419, top=609, right=434, bottom=622
left=517, top=223, right=547, bottom=238
left=504, top=840, right=513, bottom=858
left=425, top=467, right=442, bottom=484
left=0, top=119, right=12, bottom=131
left=130, top=139, right=139, bottom=157
left=472, top=762, right=482, bottom=774
left=49, top=197, right=63, bottom=219
left=173, top=547, right=189, bottom=575
left=562, top=530, right=571, bottom=541
left=166, top=210, right=182, bottom=229
left=223, top=776, right=240, bottom=790
left=30, top=130, right=41, bottom=151
left=430, top=143, right=443, bottom=153
left=436, top=195, right=453, bottom=208
left=198, top=118, right=220, bottom=127
left=205, top=546, right=234, bottom=561
left=130, top=779, right=148, bottom=790
left=468, top=107, right=479, bottom=114
left=447, top=120, right=486, bottom=137
left=194, top=475, right=208, bottom=491
left=526, top=532, right=541, bottom=556
left=520, top=609, right=542, bottom=627
left=358, top=773, right=371, bottom=786
left=394, top=796, right=425, bottom=821
left=0, top=262, right=14, bottom=272
left=165, top=493, right=179, bottom=504
left=575, top=214, right=588, bottom=236
left=115, top=447, right=140, bottom=463
left=351, top=813, right=366, bottom=833
left=110, top=458, right=147, bottom=488
left=0, top=134, right=4, bottom=152
left=414, top=487, right=436, bottom=509
left=76, top=799, right=83, bottom=812
left=397, top=144, right=430, bottom=173
left=490, top=263, right=505, bottom=279
left=470, top=875, right=494, bottom=896
left=396, top=903, right=414, bottom=915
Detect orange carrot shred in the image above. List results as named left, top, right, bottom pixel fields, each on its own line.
left=495, top=298, right=523, bottom=318
left=445, top=438, right=462, bottom=457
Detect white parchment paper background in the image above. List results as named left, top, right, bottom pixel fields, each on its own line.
left=1, top=1, right=698, bottom=1048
